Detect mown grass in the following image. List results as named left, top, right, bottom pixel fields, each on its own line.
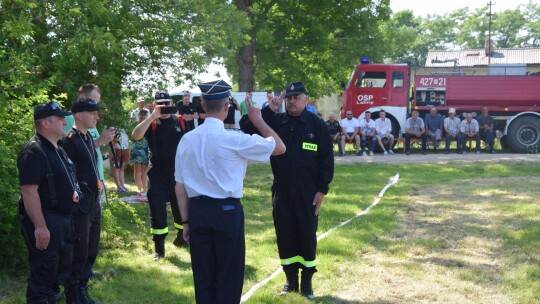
left=1, top=161, right=538, bottom=303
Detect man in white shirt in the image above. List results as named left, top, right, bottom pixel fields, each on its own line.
left=339, top=110, right=360, bottom=156
left=174, top=80, right=285, bottom=304
left=444, top=108, right=461, bottom=154
left=458, top=112, right=481, bottom=154
left=374, top=110, right=395, bottom=155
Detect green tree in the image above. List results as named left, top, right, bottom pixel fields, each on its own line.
left=229, top=0, right=391, bottom=97
left=0, top=0, right=248, bottom=274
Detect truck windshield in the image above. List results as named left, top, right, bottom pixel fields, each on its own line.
left=356, top=71, right=386, bottom=88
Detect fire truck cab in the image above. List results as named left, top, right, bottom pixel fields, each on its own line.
left=342, top=59, right=410, bottom=138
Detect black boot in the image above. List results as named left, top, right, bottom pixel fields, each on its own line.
left=280, top=266, right=299, bottom=295
left=153, top=237, right=165, bottom=260
left=301, top=268, right=317, bottom=300
left=172, top=229, right=188, bottom=248
left=78, top=285, right=102, bottom=304
left=64, top=287, right=80, bottom=304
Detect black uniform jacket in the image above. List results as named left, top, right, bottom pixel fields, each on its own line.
left=18, top=134, right=77, bottom=215
left=241, top=107, right=334, bottom=194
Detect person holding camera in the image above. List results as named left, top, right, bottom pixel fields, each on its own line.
left=132, top=91, right=188, bottom=260
left=18, top=102, right=78, bottom=303
left=62, top=98, right=107, bottom=304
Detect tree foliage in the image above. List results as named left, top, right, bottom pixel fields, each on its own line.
left=384, top=2, right=540, bottom=67
left=0, top=0, right=247, bottom=275
left=228, top=0, right=391, bottom=97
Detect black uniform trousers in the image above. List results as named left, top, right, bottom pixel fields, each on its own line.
left=189, top=197, right=245, bottom=304
left=20, top=212, right=73, bottom=303
left=147, top=168, right=183, bottom=240
left=67, top=191, right=101, bottom=289
left=272, top=183, right=318, bottom=270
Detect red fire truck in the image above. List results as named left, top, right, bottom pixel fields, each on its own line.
left=341, top=59, right=540, bottom=152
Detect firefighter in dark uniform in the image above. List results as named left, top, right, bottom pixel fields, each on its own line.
left=62, top=98, right=108, bottom=304
left=241, top=82, right=334, bottom=300
left=132, top=91, right=187, bottom=260
left=18, top=102, right=78, bottom=303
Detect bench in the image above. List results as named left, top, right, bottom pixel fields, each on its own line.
left=396, top=137, right=479, bottom=153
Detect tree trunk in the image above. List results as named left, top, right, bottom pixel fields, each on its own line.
left=236, top=42, right=255, bottom=91
left=235, top=0, right=254, bottom=92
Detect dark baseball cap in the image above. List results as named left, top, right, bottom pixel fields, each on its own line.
left=71, top=98, right=105, bottom=113
left=154, top=91, right=172, bottom=102
left=285, top=81, right=308, bottom=97
left=34, top=101, right=72, bottom=120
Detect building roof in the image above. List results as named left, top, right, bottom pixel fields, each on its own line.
left=425, top=48, right=540, bottom=67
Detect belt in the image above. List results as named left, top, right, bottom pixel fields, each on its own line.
left=190, top=195, right=236, bottom=200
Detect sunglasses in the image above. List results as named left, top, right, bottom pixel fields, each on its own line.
left=155, top=101, right=171, bottom=106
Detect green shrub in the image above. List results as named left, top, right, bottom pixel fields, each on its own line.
left=100, top=194, right=147, bottom=249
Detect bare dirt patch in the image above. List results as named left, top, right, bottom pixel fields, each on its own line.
left=329, top=176, right=540, bottom=304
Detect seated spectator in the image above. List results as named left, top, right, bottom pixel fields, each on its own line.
left=477, top=107, right=496, bottom=154
left=458, top=112, right=481, bottom=154
left=340, top=110, right=360, bottom=156
left=130, top=109, right=149, bottom=196
left=357, top=111, right=377, bottom=156
left=404, top=110, right=427, bottom=155
left=375, top=110, right=395, bottom=155
left=425, top=107, right=444, bottom=152
left=444, top=108, right=461, bottom=154
left=325, top=113, right=342, bottom=155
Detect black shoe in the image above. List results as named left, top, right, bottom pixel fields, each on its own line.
left=421, top=150, right=427, bottom=155
left=339, top=152, right=345, bottom=157
left=78, top=286, right=102, bottom=304
left=153, top=252, right=165, bottom=261
left=356, top=150, right=361, bottom=156
left=490, top=150, right=496, bottom=154
left=64, top=287, right=79, bottom=304
left=300, top=269, right=316, bottom=300
left=406, top=150, right=411, bottom=155
left=444, top=150, right=449, bottom=154
left=280, top=268, right=299, bottom=295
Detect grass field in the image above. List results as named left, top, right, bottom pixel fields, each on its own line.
left=1, top=161, right=539, bottom=303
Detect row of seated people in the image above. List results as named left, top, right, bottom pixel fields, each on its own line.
left=326, top=107, right=496, bottom=156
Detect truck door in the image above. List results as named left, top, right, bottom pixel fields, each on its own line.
left=352, top=70, right=388, bottom=108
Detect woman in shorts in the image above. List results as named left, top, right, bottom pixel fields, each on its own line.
left=130, top=109, right=149, bottom=196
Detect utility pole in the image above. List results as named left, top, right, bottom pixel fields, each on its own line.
left=487, top=1, right=495, bottom=64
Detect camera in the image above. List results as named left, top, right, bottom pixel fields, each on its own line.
left=160, top=106, right=177, bottom=114
left=107, top=127, right=120, bottom=140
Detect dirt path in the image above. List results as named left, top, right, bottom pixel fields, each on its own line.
left=335, top=152, right=540, bottom=164
left=329, top=176, right=540, bottom=303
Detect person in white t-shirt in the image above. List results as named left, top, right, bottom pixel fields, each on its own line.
left=374, top=110, right=395, bottom=156
left=339, top=110, right=360, bottom=156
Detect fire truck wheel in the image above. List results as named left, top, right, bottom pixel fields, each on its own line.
left=506, top=116, right=540, bottom=153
